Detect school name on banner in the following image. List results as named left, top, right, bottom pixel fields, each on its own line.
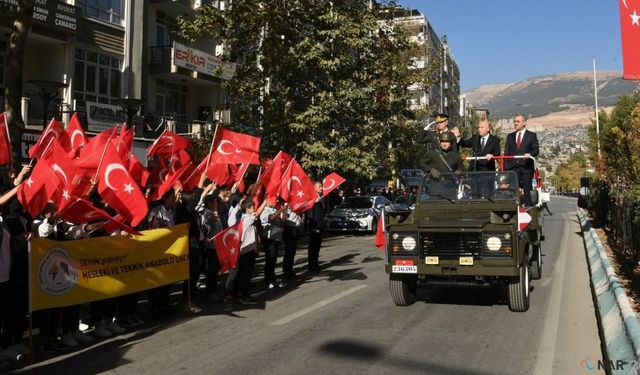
left=30, top=224, right=190, bottom=311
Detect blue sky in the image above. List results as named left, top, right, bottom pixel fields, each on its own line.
left=399, top=0, right=622, bottom=91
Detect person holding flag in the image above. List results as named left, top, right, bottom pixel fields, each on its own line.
left=260, top=198, right=287, bottom=289
left=307, top=181, right=328, bottom=272
left=196, top=183, right=224, bottom=299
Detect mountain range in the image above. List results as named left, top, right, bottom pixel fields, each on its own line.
left=463, top=71, right=640, bottom=130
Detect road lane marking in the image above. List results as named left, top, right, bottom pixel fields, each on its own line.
left=271, top=284, right=367, bottom=326
left=533, top=213, right=570, bottom=375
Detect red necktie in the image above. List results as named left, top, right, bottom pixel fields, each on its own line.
left=516, top=131, right=522, bottom=149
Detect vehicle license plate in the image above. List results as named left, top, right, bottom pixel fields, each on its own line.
left=392, top=265, right=418, bottom=273
left=425, top=256, right=439, bottom=265
left=459, top=257, right=474, bottom=266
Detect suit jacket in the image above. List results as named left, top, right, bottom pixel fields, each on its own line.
left=504, top=129, right=539, bottom=170
left=458, top=134, right=501, bottom=171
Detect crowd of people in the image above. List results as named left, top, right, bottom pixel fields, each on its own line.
left=0, top=164, right=331, bottom=364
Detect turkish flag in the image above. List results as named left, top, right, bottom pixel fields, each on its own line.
left=43, top=139, right=86, bottom=211
left=0, top=113, right=12, bottom=166
left=60, top=197, right=141, bottom=235
left=29, top=118, right=69, bottom=159
left=66, top=113, right=88, bottom=153
left=17, top=158, right=59, bottom=217
left=212, top=221, right=243, bottom=274
left=182, top=157, right=207, bottom=191
left=322, top=172, right=346, bottom=197
left=206, top=163, right=231, bottom=185
left=128, top=154, right=150, bottom=189
left=97, top=142, right=148, bottom=226
left=258, top=151, right=293, bottom=203
left=115, top=123, right=134, bottom=160
left=149, top=163, right=191, bottom=201
left=283, top=160, right=317, bottom=213
left=168, top=149, right=192, bottom=175
left=620, top=0, right=640, bottom=79
left=210, top=127, right=261, bottom=165
left=374, top=215, right=385, bottom=250
left=518, top=207, right=532, bottom=231
left=147, top=130, right=191, bottom=158
left=147, top=157, right=169, bottom=187
left=76, top=126, right=118, bottom=171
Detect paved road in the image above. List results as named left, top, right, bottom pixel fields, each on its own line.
left=13, top=197, right=604, bottom=375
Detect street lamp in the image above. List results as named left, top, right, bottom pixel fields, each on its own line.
left=113, top=98, right=145, bottom=129
left=26, top=80, right=68, bottom=127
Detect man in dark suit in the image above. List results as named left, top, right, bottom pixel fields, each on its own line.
left=454, top=119, right=501, bottom=171
left=504, top=114, right=539, bottom=206
left=307, top=181, right=327, bottom=272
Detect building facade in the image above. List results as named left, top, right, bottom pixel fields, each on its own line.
left=390, top=7, right=461, bottom=126
left=0, top=0, right=233, bottom=161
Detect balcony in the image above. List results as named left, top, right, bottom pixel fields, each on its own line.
left=150, top=0, right=219, bottom=15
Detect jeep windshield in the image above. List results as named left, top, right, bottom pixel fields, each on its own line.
left=418, top=171, right=519, bottom=202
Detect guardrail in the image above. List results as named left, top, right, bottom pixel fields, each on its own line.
left=578, top=208, right=640, bottom=374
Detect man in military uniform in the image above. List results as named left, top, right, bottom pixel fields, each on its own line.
left=422, top=131, right=461, bottom=177
left=419, top=113, right=459, bottom=153
left=491, top=173, right=517, bottom=200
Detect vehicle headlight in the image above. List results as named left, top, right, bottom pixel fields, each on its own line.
left=402, top=236, right=417, bottom=251
left=486, top=236, right=502, bottom=251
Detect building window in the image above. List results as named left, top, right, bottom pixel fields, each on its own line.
left=156, top=79, right=188, bottom=132
left=74, top=48, right=122, bottom=105
left=76, top=0, right=123, bottom=25
left=155, top=11, right=186, bottom=46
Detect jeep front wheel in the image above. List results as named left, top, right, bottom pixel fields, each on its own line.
left=507, top=263, right=530, bottom=312
left=389, top=273, right=417, bottom=306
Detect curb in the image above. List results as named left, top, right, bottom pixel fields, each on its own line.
left=578, top=208, right=640, bottom=374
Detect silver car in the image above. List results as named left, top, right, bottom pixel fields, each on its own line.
left=325, top=195, right=391, bottom=233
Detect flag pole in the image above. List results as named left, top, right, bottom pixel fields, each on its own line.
left=205, top=124, right=220, bottom=171
left=593, top=57, right=601, bottom=158
left=92, top=130, right=117, bottom=185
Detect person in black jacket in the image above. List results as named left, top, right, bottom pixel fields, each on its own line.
left=504, top=114, right=539, bottom=206
left=307, top=182, right=327, bottom=272
left=453, top=119, right=501, bottom=172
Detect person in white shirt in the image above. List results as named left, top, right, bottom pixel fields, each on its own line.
left=282, top=207, right=303, bottom=280
left=260, top=199, right=287, bottom=289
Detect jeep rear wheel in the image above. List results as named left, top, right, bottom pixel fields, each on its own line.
left=507, top=263, right=530, bottom=312
left=389, top=273, right=417, bottom=306
left=530, top=244, right=542, bottom=280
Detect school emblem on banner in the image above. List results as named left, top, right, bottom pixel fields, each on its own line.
left=37, top=247, right=78, bottom=296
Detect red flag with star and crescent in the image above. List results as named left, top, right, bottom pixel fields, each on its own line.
left=60, top=197, right=141, bottom=235
left=209, top=127, right=261, bottom=165
left=97, top=142, right=148, bottom=226
left=620, top=0, right=640, bottom=79
left=66, top=113, right=88, bottom=153
left=282, top=159, right=317, bottom=213
left=147, top=130, right=191, bottom=158
left=16, top=158, right=59, bottom=218
left=212, top=221, right=243, bottom=274
left=28, top=118, right=70, bottom=159
left=322, top=172, right=346, bottom=197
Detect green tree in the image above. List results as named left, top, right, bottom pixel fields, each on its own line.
left=178, top=1, right=439, bottom=181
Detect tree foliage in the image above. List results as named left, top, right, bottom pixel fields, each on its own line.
left=178, top=1, right=440, bottom=181
left=588, top=91, right=640, bottom=188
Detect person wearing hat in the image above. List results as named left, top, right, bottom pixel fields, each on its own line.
left=492, top=173, right=517, bottom=199
left=421, top=131, right=461, bottom=178
left=419, top=113, right=459, bottom=153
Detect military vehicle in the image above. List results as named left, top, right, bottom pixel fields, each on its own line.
left=383, top=157, right=544, bottom=312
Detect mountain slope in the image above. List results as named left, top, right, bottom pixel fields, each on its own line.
left=464, top=71, right=640, bottom=125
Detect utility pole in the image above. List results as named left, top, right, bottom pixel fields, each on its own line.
left=592, top=57, right=601, bottom=158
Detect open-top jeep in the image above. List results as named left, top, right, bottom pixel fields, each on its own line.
left=384, top=161, right=544, bottom=312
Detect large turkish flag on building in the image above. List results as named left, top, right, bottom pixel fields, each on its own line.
left=620, top=0, right=640, bottom=79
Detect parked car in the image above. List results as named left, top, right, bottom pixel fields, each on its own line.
left=325, top=195, right=390, bottom=233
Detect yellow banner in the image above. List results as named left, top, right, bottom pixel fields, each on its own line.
left=30, top=224, right=190, bottom=311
